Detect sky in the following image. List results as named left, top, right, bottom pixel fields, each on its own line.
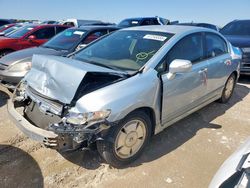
left=0, top=0, right=249, bottom=27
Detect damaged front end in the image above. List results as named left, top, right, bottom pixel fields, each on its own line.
left=9, top=81, right=116, bottom=152
left=8, top=55, right=128, bottom=152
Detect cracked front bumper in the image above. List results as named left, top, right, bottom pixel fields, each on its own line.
left=8, top=98, right=112, bottom=151
left=7, top=99, right=58, bottom=144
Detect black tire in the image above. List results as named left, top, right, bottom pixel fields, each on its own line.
left=0, top=50, right=13, bottom=58
left=97, top=111, right=152, bottom=168
left=218, top=73, right=236, bottom=103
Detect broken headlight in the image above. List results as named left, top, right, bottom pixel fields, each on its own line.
left=66, top=110, right=111, bottom=125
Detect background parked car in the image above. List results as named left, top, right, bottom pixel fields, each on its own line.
left=0, top=23, right=26, bottom=36
left=41, top=20, right=59, bottom=24
left=209, top=137, right=250, bottom=188
left=0, top=25, right=119, bottom=89
left=0, top=23, right=16, bottom=33
left=117, top=16, right=170, bottom=28
left=175, top=22, right=220, bottom=31
left=0, top=19, right=16, bottom=27
left=9, top=25, right=240, bottom=167
left=0, top=24, right=69, bottom=58
left=220, top=20, right=250, bottom=75
left=61, top=19, right=104, bottom=27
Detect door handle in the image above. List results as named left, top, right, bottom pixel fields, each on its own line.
left=198, top=68, right=208, bottom=74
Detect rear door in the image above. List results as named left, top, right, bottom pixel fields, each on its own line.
left=158, top=33, right=209, bottom=124
left=204, top=32, right=231, bottom=97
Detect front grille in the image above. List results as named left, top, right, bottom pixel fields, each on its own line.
left=241, top=52, right=250, bottom=68
left=0, top=63, right=8, bottom=71
left=24, top=100, right=62, bottom=130
left=26, top=86, right=64, bottom=116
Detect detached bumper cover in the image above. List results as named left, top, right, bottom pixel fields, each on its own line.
left=7, top=99, right=58, bottom=143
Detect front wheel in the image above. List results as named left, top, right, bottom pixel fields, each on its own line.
left=97, top=111, right=152, bottom=168
left=218, top=73, right=236, bottom=103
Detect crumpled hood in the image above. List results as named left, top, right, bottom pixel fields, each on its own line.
left=24, top=55, right=124, bottom=104
left=0, top=47, right=64, bottom=66
left=224, top=35, right=250, bottom=48
left=209, top=137, right=250, bottom=188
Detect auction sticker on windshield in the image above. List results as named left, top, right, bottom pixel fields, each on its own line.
left=143, top=34, right=167, bottom=41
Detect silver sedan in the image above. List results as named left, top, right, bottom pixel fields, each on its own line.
left=8, top=25, right=241, bottom=167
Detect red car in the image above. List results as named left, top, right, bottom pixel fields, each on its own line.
left=0, top=24, right=69, bottom=57
left=0, top=23, right=16, bottom=32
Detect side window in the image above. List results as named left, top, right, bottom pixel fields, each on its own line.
left=56, top=27, right=67, bottom=34
left=205, top=33, right=228, bottom=58
left=31, top=27, right=56, bottom=39
left=63, top=22, right=75, bottom=27
left=141, top=19, right=160, bottom=26
left=156, top=33, right=204, bottom=73
left=82, top=30, right=108, bottom=45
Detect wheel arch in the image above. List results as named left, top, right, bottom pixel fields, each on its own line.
left=232, top=71, right=238, bottom=80
left=125, top=107, right=156, bottom=136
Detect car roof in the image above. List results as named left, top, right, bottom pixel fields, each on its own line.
left=20, top=24, right=69, bottom=29
left=122, top=25, right=213, bottom=34
left=231, top=19, right=250, bottom=23
left=122, top=17, right=162, bottom=21
left=177, top=22, right=215, bottom=26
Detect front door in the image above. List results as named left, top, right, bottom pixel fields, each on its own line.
left=157, top=32, right=209, bottom=124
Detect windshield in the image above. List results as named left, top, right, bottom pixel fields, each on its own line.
left=3, top=25, right=22, bottom=35
left=221, top=21, right=250, bottom=36
left=0, top=25, right=8, bottom=31
left=74, top=30, right=173, bottom=72
left=118, top=19, right=141, bottom=28
left=43, top=29, right=86, bottom=51
left=7, top=25, right=36, bottom=38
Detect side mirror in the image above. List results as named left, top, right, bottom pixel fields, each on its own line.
left=167, top=59, right=192, bottom=80
left=0, top=32, right=4, bottom=36
left=28, top=35, right=36, bottom=40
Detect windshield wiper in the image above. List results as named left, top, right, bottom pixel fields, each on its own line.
left=42, top=45, right=68, bottom=52
left=91, top=61, right=120, bottom=70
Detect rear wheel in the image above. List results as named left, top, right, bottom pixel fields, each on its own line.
left=97, top=111, right=152, bottom=168
left=218, top=73, right=236, bottom=103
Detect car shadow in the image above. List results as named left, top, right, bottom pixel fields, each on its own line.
left=238, top=75, right=250, bottom=84
left=0, top=90, right=10, bottom=107
left=0, top=145, right=44, bottom=188
left=61, top=84, right=249, bottom=169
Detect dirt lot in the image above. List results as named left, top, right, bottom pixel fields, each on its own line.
left=0, top=76, right=249, bottom=188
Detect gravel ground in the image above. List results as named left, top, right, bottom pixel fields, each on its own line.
left=0, top=76, right=249, bottom=188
